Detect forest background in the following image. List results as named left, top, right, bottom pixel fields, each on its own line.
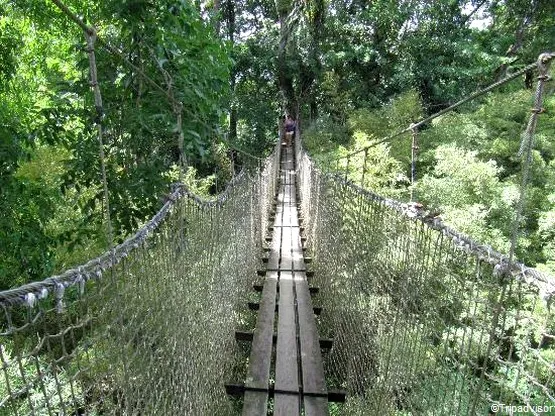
left=0, top=0, right=554, bottom=291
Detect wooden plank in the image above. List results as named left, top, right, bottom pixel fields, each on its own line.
left=287, top=183, right=297, bottom=204
left=274, top=213, right=286, bottom=226
left=267, top=226, right=282, bottom=270
left=274, top=271, right=300, bottom=415
left=252, top=284, right=319, bottom=295
left=283, top=185, right=295, bottom=205
left=291, top=226, right=305, bottom=271
left=246, top=303, right=322, bottom=316
left=283, top=162, right=293, bottom=185
left=291, top=223, right=302, bottom=247
left=243, top=138, right=330, bottom=416
left=275, top=273, right=298, bottom=388
left=275, top=393, right=300, bottom=416
left=276, top=210, right=297, bottom=227
left=226, top=383, right=347, bottom=403
left=276, top=212, right=289, bottom=227
left=242, top=271, right=278, bottom=416
left=274, top=194, right=284, bottom=227
left=304, top=397, right=329, bottom=416
left=276, top=189, right=287, bottom=205
left=295, top=271, right=328, bottom=406
left=234, top=331, right=333, bottom=348
left=289, top=170, right=296, bottom=184
left=243, top=391, right=270, bottom=416
left=282, top=169, right=289, bottom=186
left=280, top=226, right=292, bottom=270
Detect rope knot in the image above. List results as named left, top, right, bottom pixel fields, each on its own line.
left=174, top=101, right=184, bottom=115
left=85, top=27, right=97, bottom=43
left=76, top=274, right=85, bottom=295
left=55, top=283, right=65, bottom=313
left=537, top=52, right=554, bottom=78
left=84, top=28, right=97, bottom=53
left=404, top=201, right=423, bottom=219
left=493, top=260, right=510, bottom=282
left=25, top=293, right=37, bottom=308
left=39, top=287, right=49, bottom=299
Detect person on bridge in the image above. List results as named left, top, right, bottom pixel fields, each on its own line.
left=284, top=114, right=296, bottom=147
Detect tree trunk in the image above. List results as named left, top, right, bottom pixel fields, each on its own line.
left=213, top=0, right=221, bottom=34
left=225, top=0, right=238, bottom=145
left=304, top=0, right=325, bottom=119
left=229, top=89, right=238, bottom=144
left=493, top=0, right=539, bottom=82
left=309, top=98, right=318, bottom=122
left=276, top=0, right=298, bottom=116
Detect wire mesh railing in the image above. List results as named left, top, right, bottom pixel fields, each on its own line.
left=0, top=143, right=280, bottom=415
left=298, top=159, right=554, bottom=414
left=296, top=54, right=555, bottom=415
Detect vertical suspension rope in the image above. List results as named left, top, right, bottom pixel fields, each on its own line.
left=361, top=148, right=368, bottom=188
left=508, top=52, right=553, bottom=267
left=85, top=29, right=114, bottom=251
left=174, top=102, right=187, bottom=244
left=472, top=51, right=554, bottom=414
left=230, top=147, right=236, bottom=178
left=175, top=102, right=186, bottom=182
left=410, top=124, right=419, bottom=202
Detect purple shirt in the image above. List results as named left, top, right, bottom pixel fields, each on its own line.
left=285, top=119, right=296, bottom=132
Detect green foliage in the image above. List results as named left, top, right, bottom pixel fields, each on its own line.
left=0, top=0, right=234, bottom=289
left=417, top=139, right=514, bottom=254
left=234, top=40, right=281, bottom=153
left=304, top=90, right=424, bottom=199
left=0, top=11, right=22, bottom=88
left=304, top=30, right=555, bottom=410
left=398, top=2, right=492, bottom=107
left=318, top=70, right=355, bottom=124
left=419, top=144, right=502, bottom=206
left=349, top=90, right=424, bottom=164
left=412, top=76, right=555, bottom=268
left=538, top=192, right=555, bottom=273
left=303, top=115, right=351, bottom=152
left=0, top=341, right=85, bottom=416
left=1, top=0, right=555, bottom=412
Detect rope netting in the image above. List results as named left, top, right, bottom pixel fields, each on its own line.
left=299, top=159, right=555, bottom=414
left=296, top=55, right=555, bottom=415
left=0, top=146, right=280, bottom=415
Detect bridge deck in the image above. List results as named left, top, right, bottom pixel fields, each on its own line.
left=242, top=145, right=328, bottom=416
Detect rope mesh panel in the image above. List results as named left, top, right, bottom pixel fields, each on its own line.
left=297, top=149, right=555, bottom=415
left=0, top=146, right=279, bottom=415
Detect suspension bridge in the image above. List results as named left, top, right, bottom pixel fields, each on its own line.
left=1, top=2, right=555, bottom=415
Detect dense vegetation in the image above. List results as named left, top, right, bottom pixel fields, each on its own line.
left=1, top=1, right=554, bottom=414
left=0, top=0, right=232, bottom=289
left=1, top=0, right=554, bottom=284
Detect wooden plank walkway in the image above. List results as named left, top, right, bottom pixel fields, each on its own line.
left=242, top=144, right=329, bottom=416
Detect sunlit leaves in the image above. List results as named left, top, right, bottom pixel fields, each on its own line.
left=0, top=0, right=234, bottom=288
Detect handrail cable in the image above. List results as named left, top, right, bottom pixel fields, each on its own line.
left=332, top=55, right=553, bottom=162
